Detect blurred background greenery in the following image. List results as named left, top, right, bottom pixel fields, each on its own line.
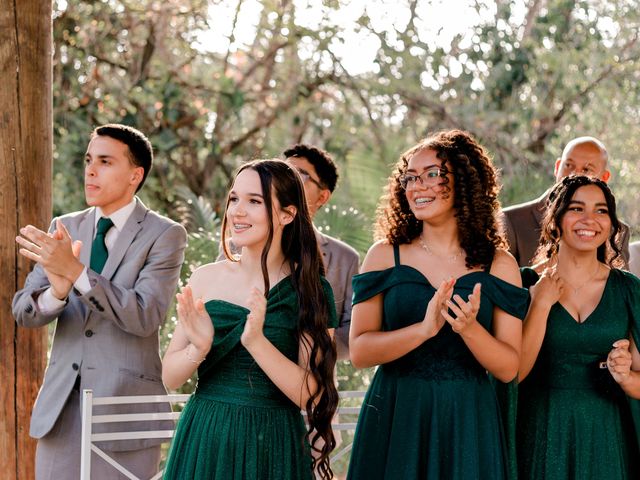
left=52, top=0, right=640, bottom=231
left=51, top=0, right=640, bottom=473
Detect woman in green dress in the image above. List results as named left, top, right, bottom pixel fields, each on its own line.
left=347, top=130, right=528, bottom=479
left=162, top=159, right=339, bottom=479
left=518, top=175, right=640, bottom=479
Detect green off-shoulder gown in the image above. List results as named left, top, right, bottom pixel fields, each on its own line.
left=516, top=267, right=640, bottom=480
left=163, top=277, right=336, bottom=480
left=346, top=245, right=528, bottom=480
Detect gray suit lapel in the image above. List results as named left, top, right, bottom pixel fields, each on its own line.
left=78, top=210, right=96, bottom=268
left=100, top=200, right=147, bottom=280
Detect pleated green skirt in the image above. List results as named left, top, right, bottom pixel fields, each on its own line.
left=164, top=394, right=311, bottom=479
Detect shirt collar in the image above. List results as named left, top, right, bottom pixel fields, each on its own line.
left=95, top=198, right=137, bottom=232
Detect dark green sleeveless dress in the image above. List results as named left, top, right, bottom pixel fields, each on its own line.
left=516, top=267, right=640, bottom=480
left=164, top=277, right=337, bottom=480
left=346, top=246, right=528, bottom=480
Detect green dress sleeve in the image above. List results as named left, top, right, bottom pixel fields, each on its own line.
left=618, top=269, right=640, bottom=348
left=480, top=273, right=530, bottom=320
left=616, top=269, right=640, bottom=454
left=351, top=267, right=406, bottom=305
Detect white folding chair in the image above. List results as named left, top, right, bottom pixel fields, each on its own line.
left=330, top=390, right=366, bottom=463
left=80, top=389, right=190, bottom=480
left=80, top=389, right=365, bottom=478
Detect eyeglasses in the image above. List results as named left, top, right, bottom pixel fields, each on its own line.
left=295, top=168, right=325, bottom=189
left=399, top=166, right=449, bottom=190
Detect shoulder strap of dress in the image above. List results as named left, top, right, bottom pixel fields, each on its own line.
left=393, top=244, right=400, bottom=266
left=484, top=251, right=494, bottom=272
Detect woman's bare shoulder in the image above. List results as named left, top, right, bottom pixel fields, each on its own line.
left=490, top=248, right=522, bottom=287
left=361, top=240, right=396, bottom=273
left=188, top=260, right=239, bottom=300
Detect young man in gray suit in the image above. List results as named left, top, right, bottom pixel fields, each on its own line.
left=13, top=124, right=187, bottom=479
left=283, top=145, right=360, bottom=359
left=502, top=136, right=630, bottom=267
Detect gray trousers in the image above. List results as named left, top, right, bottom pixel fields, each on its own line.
left=35, top=389, right=161, bottom=480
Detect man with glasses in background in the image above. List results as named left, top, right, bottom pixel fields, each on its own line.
left=283, top=144, right=360, bottom=360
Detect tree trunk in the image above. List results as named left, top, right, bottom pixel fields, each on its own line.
left=0, top=2, right=52, bottom=479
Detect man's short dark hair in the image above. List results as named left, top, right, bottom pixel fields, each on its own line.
left=92, top=124, right=153, bottom=192
left=283, top=144, right=338, bottom=192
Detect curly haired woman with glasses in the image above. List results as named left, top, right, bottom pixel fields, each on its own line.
left=347, top=130, right=528, bottom=479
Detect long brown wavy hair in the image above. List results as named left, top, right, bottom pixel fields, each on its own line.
left=221, top=159, right=338, bottom=479
left=376, top=129, right=506, bottom=269
left=532, top=175, right=624, bottom=268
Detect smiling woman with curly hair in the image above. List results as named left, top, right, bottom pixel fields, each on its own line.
left=376, top=129, right=506, bottom=268
left=347, top=130, right=528, bottom=479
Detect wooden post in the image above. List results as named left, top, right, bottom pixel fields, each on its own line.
left=0, top=2, right=52, bottom=479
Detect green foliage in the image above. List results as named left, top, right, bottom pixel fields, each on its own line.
left=53, top=0, right=640, bottom=225
left=315, top=204, right=372, bottom=257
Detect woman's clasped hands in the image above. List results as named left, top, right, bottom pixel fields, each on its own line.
left=421, top=279, right=486, bottom=338
left=421, top=278, right=455, bottom=339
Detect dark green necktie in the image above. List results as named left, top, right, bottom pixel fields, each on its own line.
left=90, top=217, right=114, bottom=273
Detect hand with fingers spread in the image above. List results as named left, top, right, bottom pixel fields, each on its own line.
left=16, top=219, right=84, bottom=284
left=177, top=285, right=213, bottom=359
left=530, top=265, right=564, bottom=310
left=443, top=282, right=482, bottom=336
left=421, top=278, right=456, bottom=339
left=241, top=287, right=268, bottom=348
left=607, top=339, right=633, bottom=385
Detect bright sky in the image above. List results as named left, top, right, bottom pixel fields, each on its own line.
left=197, top=0, right=528, bottom=76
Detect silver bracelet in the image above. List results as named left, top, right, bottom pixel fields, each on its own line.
left=185, top=344, right=205, bottom=365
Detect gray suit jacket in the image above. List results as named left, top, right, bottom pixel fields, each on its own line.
left=12, top=198, right=187, bottom=451
left=316, top=231, right=360, bottom=359
left=502, top=192, right=630, bottom=268
left=501, top=193, right=547, bottom=267
left=629, top=242, right=640, bottom=277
